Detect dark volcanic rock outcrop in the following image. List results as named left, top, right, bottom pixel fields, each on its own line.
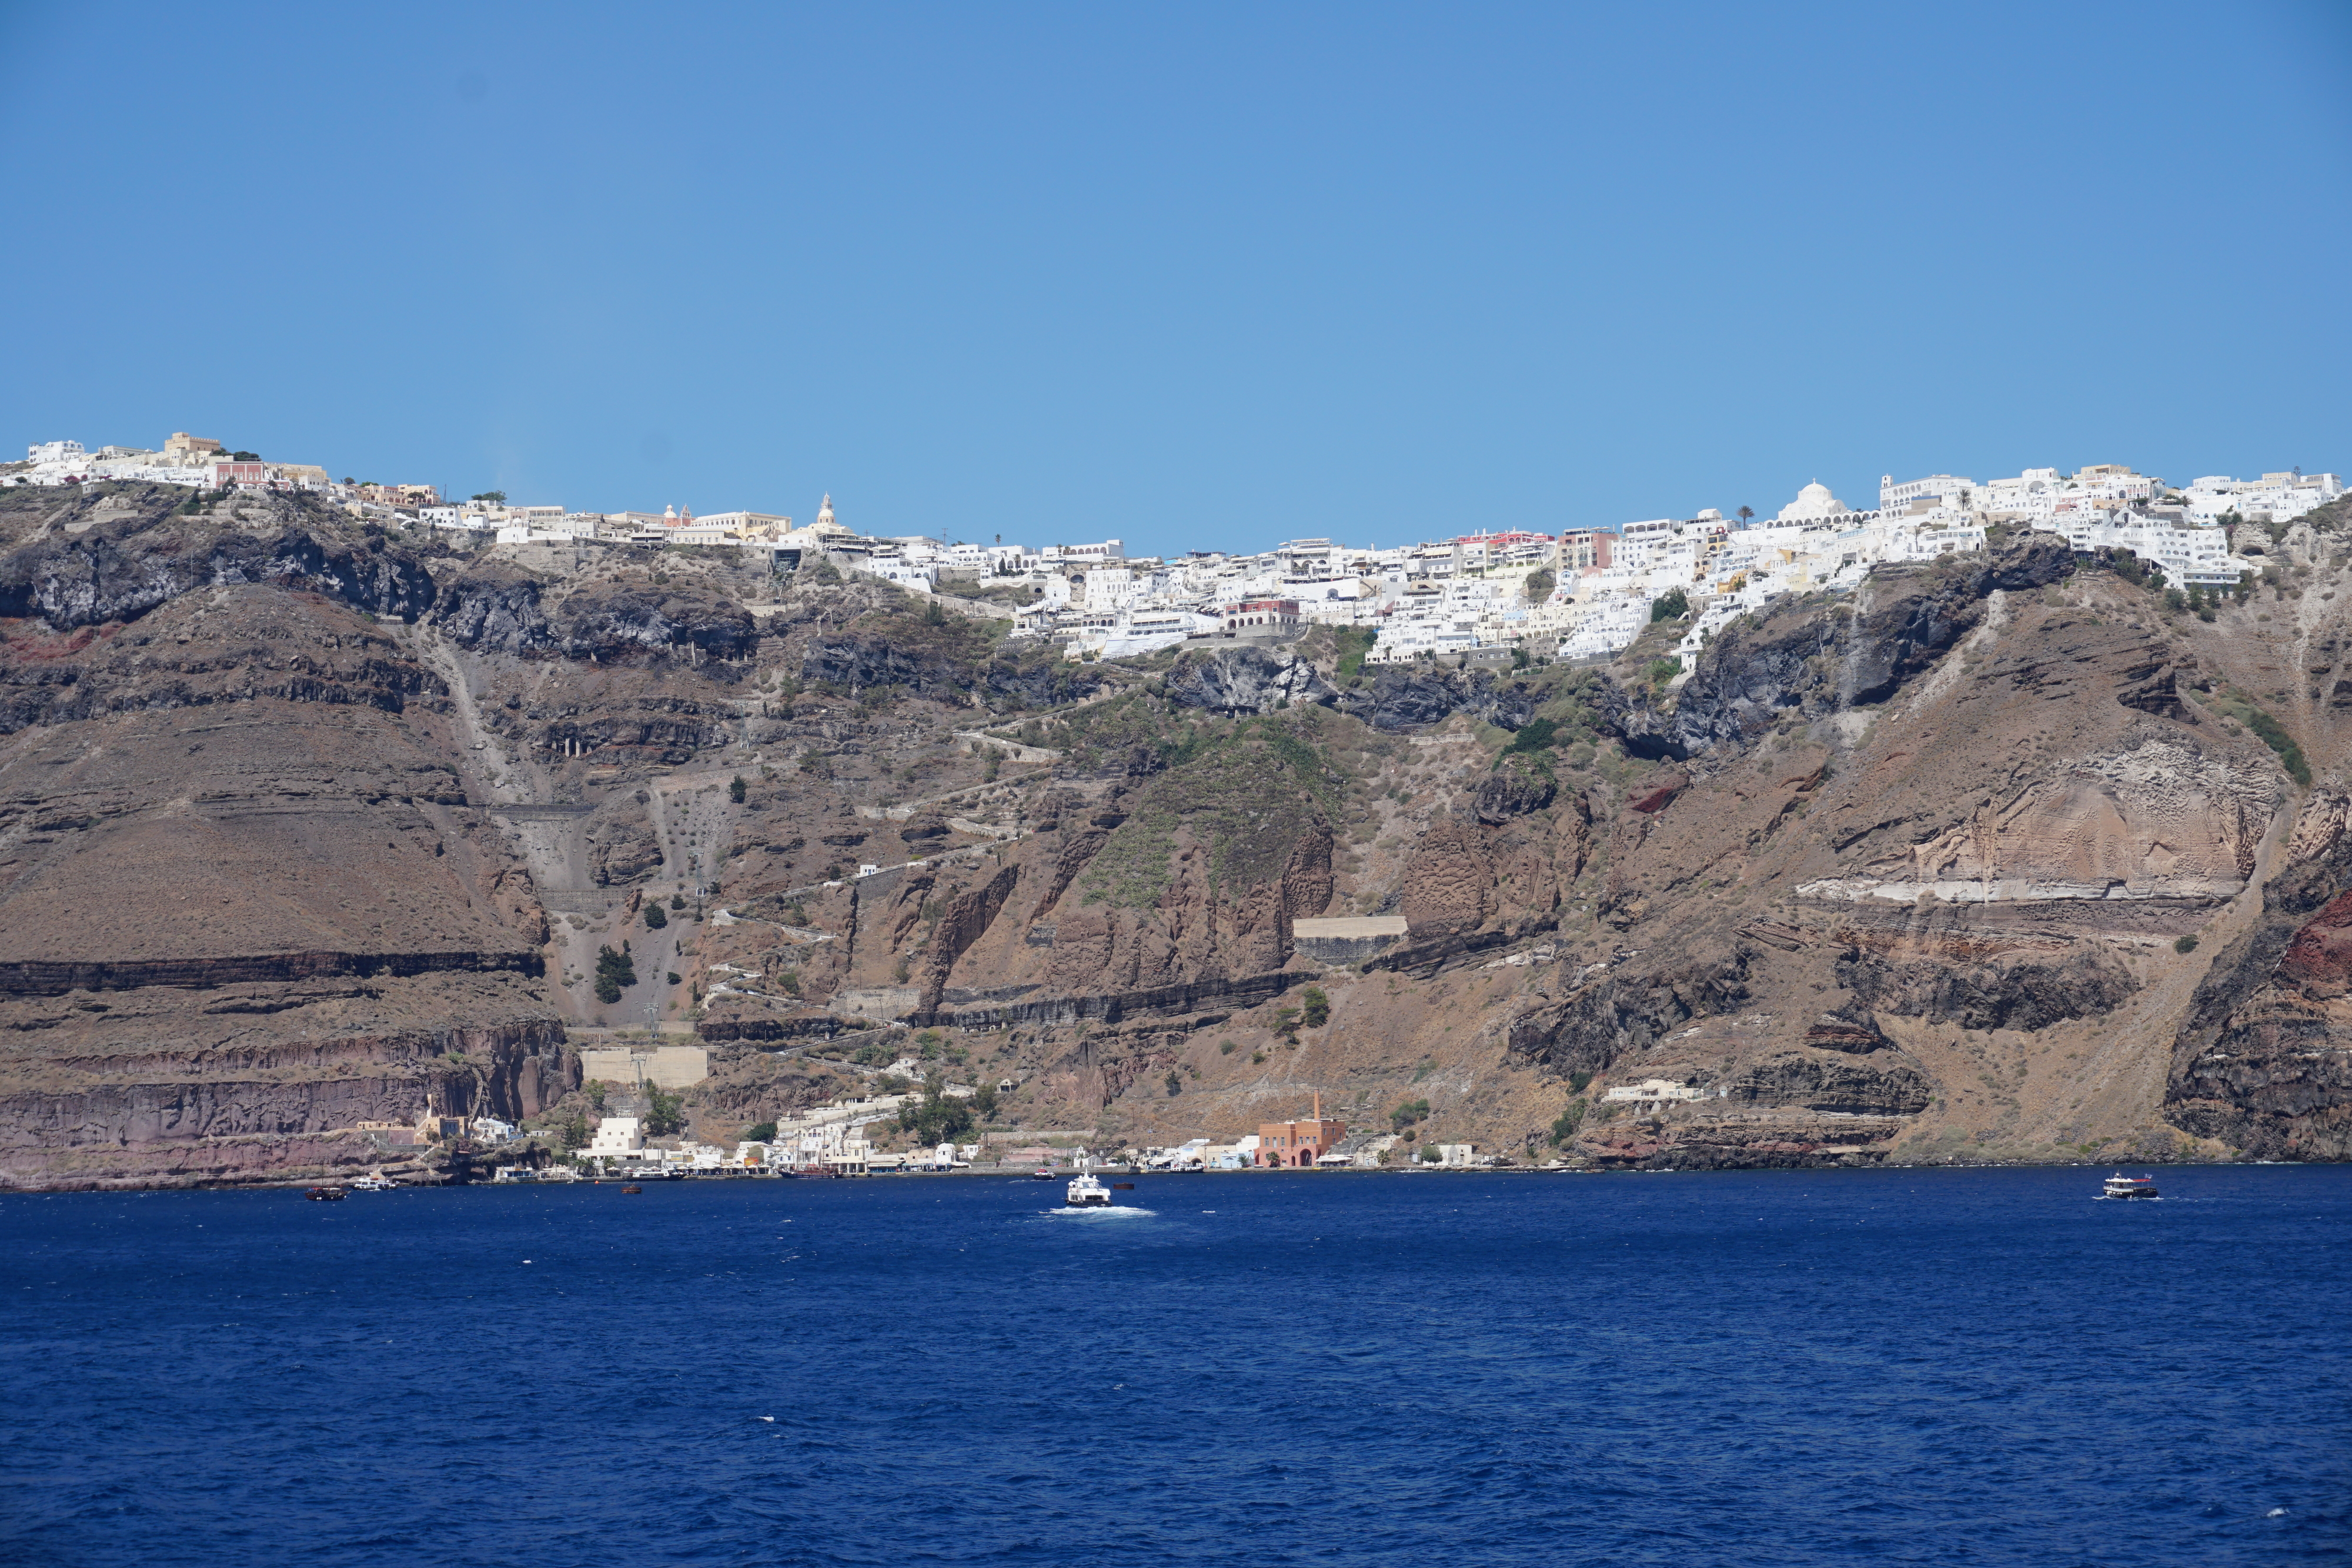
left=1165, top=646, right=1336, bottom=716
left=2168, top=794, right=2352, bottom=1159
left=1474, top=757, right=1557, bottom=823
left=433, top=563, right=555, bottom=653
left=800, top=612, right=1105, bottom=707
left=1507, top=947, right=1755, bottom=1078
left=1838, top=944, right=2139, bottom=1032
left=2, top=516, right=437, bottom=631
left=554, top=582, right=755, bottom=662
left=1601, top=535, right=2074, bottom=760
left=1338, top=666, right=1539, bottom=732
left=1728, top=1052, right=1935, bottom=1115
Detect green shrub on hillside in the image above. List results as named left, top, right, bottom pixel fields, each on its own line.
left=593, top=944, right=637, bottom=1004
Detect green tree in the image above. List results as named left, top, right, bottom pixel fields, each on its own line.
left=593, top=944, right=637, bottom=1004
left=1391, top=1098, right=1431, bottom=1131
left=472, top=490, right=506, bottom=504
left=1300, top=986, right=1330, bottom=1029
left=561, top=1112, right=589, bottom=1149
left=644, top=1085, right=686, bottom=1137
left=897, top=1085, right=975, bottom=1144
left=584, top=1079, right=609, bottom=1112
left=1550, top=1100, right=1588, bottom=1145
left=1165, top=1069, right=1184, bottom=1096
left=742, top=1121, right=778, bottom=1144
left=1649, top=588, right=1689, bottom=622
left=729, top=774, right=748, bottom=803
left=971, top=1081, right=1000, bottom=1119
left=643, top=901, right=669, bottom=930
left=1505, top=717, right=1558, bottom=755
left=1523, top=567, right=1556, bottom=604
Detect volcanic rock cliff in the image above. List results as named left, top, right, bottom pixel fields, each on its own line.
left=5, top=480, right=2352, bottom=1187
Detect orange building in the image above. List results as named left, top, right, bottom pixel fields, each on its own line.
left=1257, top=1094, right=1347, bottom=1168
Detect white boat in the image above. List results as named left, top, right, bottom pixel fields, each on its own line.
left=2101, top=1171, right=2159, bottom=1200
left=1065, top=1172, right=1112, bottom=1208
left=348, top=1173, right=396, bottom=1192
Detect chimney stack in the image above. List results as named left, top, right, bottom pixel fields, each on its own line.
left=1312, top=1092, right=1321, bottom=1122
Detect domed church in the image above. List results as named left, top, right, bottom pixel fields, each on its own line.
left=1777, top=479, right=1851, bottom=522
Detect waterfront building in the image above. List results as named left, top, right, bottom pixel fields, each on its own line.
left=1257, top=1096, right=1346, bottom=1169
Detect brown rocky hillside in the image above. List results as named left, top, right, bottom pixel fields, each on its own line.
left=3, top=479, right=2348, bottom=1187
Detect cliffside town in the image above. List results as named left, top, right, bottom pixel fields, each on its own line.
left=3, top=460, right=2350, bottom=1188
left=10, top=433, right=2340, bottom=671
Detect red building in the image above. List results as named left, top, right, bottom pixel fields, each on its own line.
left=1221, top=599, right=1301, bottom=634
left=1257, top=1094, right=1347, bottom=1168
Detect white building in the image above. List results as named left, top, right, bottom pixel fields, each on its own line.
left=2183, top=471, right=2342, bottom=525
left=1880, top=473, right=1978, bottom=513
left=2033, top=510, right=2234, bottom=584
left=583, top=1116, right=644, bottom=1161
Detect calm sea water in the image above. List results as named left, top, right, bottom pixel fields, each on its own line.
left=2, top=1165, right=2346, bottom=1566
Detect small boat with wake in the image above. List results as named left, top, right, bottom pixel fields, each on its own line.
left=2100, top=1172, right=2160, bottom=1201
left=1065, top=1173, right=1112, bottom=1208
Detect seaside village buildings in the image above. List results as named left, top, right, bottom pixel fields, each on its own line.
left=7, top=431, right=2341, bottom=668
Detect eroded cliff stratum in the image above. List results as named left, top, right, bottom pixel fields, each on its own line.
left=4, top=482, right=2349, bottom=1187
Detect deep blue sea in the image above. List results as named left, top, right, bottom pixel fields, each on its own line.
left=3, top=1165, right=2347, bottom=1567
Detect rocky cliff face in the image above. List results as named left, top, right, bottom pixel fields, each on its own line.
left=2166, top=788, right=2352, bottom=1159
left=1165, top=646, right=1337, bottom=716
left=9, top=485, right=2352, bottom=1186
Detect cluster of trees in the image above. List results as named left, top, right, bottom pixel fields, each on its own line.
left=594, top=943, right=637, bottom=1003
left=643, top=1085, right=686, bottom=1137
left=897, top=1084, right=976, bottom=1145
left=1271, top=987, right=1331, bottom=1044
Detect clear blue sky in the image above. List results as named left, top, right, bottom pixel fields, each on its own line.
left=5, top=1, right=2347, bottom=556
